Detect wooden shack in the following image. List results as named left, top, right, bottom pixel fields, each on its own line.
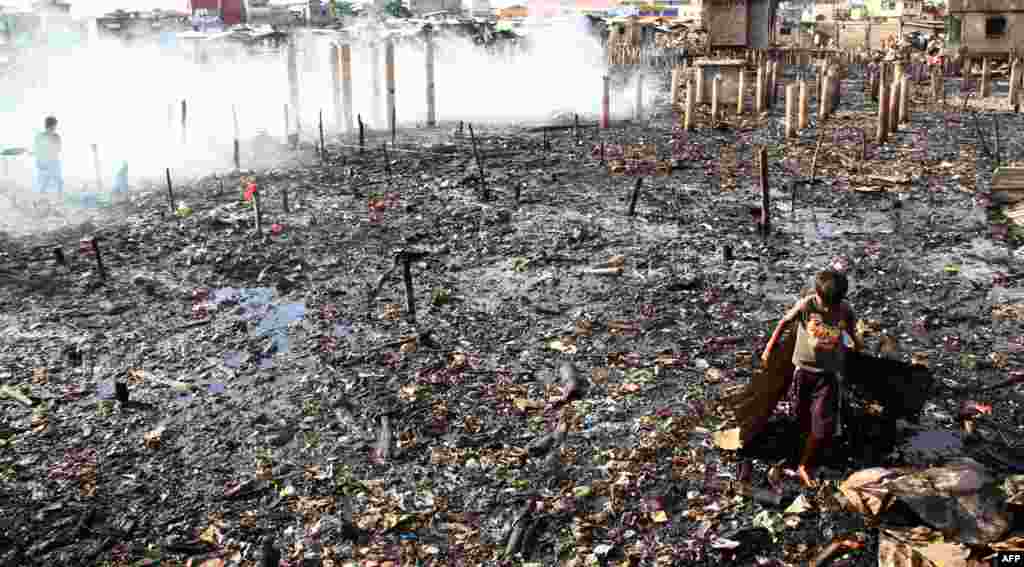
left=704, top=0, right=778, bottom=48
left=827, top=20, right=901, bottom=50
left=947, top=0, right=1024, bottom=55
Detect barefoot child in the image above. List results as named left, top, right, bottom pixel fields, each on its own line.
left=760, top=270, right=864, bottom=487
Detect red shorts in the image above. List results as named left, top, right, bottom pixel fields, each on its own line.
left=789, top=367, right=837, bottom=441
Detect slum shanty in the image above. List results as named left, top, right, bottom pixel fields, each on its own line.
left=1, top=0, right=1024, bottom=564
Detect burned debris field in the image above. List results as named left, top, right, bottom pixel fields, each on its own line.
left=2, top=20, right=1024, bottom=567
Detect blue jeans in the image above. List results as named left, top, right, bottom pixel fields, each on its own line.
left=34, top=160, right=63, bottom=194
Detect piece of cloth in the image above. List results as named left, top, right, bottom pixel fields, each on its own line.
left=792, top=297, right=856, bottom=374
left=33, top=159, right=63, bottom=194
left=791, top=366, right=837, bottom=441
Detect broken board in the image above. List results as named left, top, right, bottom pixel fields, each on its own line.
left=728, top=325, right=934, bottom=445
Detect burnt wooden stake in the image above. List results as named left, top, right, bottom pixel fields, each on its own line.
left=574, top=114, right=579, bottom=143
left=627, top=176, right=642, bottom=216
left=180, top=99, right=187, bottom=144
left=232, top=104, right=241, bottom=170
left=758, top=146, right=770, bottom=237
left=543, top=128, right=549, bottom=153
left=165, top=168, right=175, bottom=214
left=382, top=144, right=392, bottom=188
left=218, top=176, right=224, bottom=197
left=91, top=238, right=106, bottom=279
left=514, top=182, right=521, bottom=205
left=723, top=244, right=733, bottom=262
left=994, top=115, right=1001, bottom=166
left=358, top=114, right=365, bottom=154
left=402, top=254, right=416, bottom=323
left=391, top=105, right=396, bottom=145
left=468, top=123, right=487, bottom=200
left=53, top=247, right=65, bottom=266
left=282, top=186, right=290, bottom=213
left=319, top=110, right=326, bottom=163
left=115, top=381, right=129, bottom=404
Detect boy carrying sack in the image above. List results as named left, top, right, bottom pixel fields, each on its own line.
left=761, top=270, right=864, bottom=487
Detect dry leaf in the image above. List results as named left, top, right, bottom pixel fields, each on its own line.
left=879, top=334, right=899, bottom=354
left=31, top=368, right=48, bottom=385
left=575, top=319, right=593, bottom=336
left=463, top=416, right=481, bottom=434
left=911, top=352, right=929, bottom=367
left=734, top=351, right=752, bottom=369
left=712, top=428, right=742, bottom=451
left=143, top=429, right=162, bottom=450
left=399, top=336, right=418, bottom=354
left=989, top=351, right=1009, bottom=369
left=382, top=303, right=401, bottom=320
left=399, top=384, right=419, bottom=402
left=704, top=368, right=724, bottom=383
left=590, top=368, right=609, bottom=385
left=448, top=352, right=467, bottom=369
left=547, top=336, right=577, bottom=354
left=607, top=255, right=626, bottom=268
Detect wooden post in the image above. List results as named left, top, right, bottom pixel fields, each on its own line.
left=385, top=40, right=396, bottom=139
left=634, top=70, right=644, bottom=121
left=468, top=123, right=487, bottom=199
left=785, top=83, right=797, bottom=138
left=877, top=63, right=889, bottom=143
left=670, top=66, right=680, bottom=106
left=798, top=79, right=808, bottom=129
left=425, top=28, right=436, bottom=127
left=232, top=104, right=241, bottom=170
left=283, top=103, right=290, bottom=145
left=330, top=43, right=342, bottom=133
left=889, top=75, right=900, bottom=132
left=319, top=110, right=325, bottom=162
left=601, top=75, right=610, bottom=129
left=371, top=41, right=382, bottom=127
left=981, top=57, right=991, bottom=98
left=695, top=65, right=705, bottom=105
left=91, top=144, right=103, bottom=192
left=287, top=39, right=301, bottom=139
left=769, top=60, right=778, bottom=108
left=899, top=74, right=909, bottom=123
left=711, top=74, right=720, bottom=123
left=737, top=66, right=746, bottom=115
left=341, top=44, right=354, bottom=132
left=819, top=71, right=829, bottom=118
left=684, top=78, right=695, bottom=130
left=1009, top=58, right=1020, bottom=111
left=358, top=114, right=364, bottom=153
left=627, top=176, right=642, bottom=216
left=758, top=146, right=770, bottom=237
left=755, top=61, right=764, bottom=113
left=402, top=254, right=416, bottom=323
left=165, top=168, right=175, bottom=214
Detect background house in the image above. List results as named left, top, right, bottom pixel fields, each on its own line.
left=946, top=0, right=1024, bottom=54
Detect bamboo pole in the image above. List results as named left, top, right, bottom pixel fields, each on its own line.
left=341, top=43, right=354, bottom=132
left=877, top=63, right=889, bottom=143
left=425, top=28, right=436, bottom=127
left=785, top=83, right=797, bottom=138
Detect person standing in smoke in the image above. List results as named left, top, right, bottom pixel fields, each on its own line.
left=32, top=115, right=63, bottom=206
